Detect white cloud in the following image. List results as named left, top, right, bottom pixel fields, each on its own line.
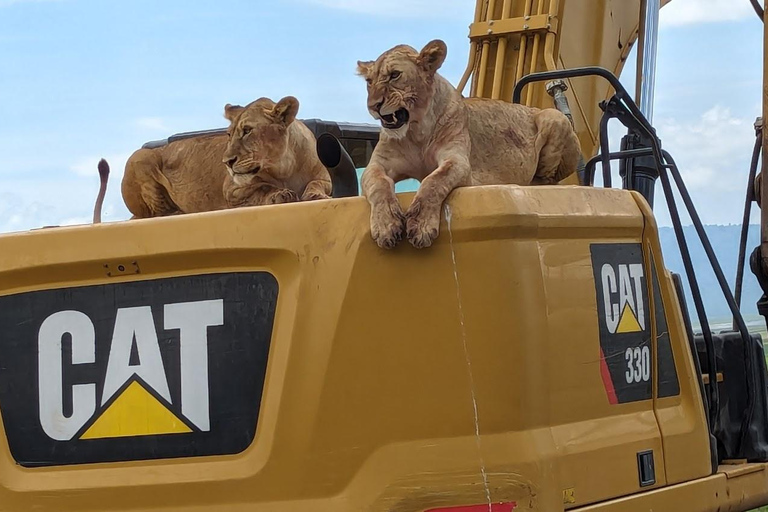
left=0, top=190, right=67, bottom=234
left=653, top=105, right=758, bottom=225
left=69, top=153, right=130, bottom=178
left=660, top=0, right=755, bottom=27
left=0, top=171, right=130, bottom=234
left=0, top=150, right=132, bottom=234
left=302, top=0, right=470, bottom=18
left=134, top=117, right=169, bottom=132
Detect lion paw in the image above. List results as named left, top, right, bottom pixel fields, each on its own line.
left=302, top=191, right=331, bottom=201
left=405, top=200, right=440, bottom=249
left=370, top=203, right=405, bottom=249
left=270, top=189, right=300, bottom=204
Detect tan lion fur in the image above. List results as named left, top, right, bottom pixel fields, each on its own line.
left=221, top=96, right=331, bottom=207
left=120, top=134, right=230, bottom=218
left=357, top=39, right=581, bottom=249
left=113, top=96, right=331, bottom=220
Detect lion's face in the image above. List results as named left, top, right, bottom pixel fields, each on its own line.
left=222, top=96, right=299, bottom=177
left=357, top=40, right=447, bottom=136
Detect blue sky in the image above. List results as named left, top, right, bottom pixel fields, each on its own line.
left=0, top=0, right=763, bottom=232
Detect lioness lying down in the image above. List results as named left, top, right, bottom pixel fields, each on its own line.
left=98, top=96, right=331, bottom=221
left=357, top=39, right=581, bottom=249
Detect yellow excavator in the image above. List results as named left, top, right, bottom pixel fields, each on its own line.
left=2, top=0, right=768, bottom=510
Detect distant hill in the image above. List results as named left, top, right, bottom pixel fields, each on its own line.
left=658, top=224, right=761, bottom=320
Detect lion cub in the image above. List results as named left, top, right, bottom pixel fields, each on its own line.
left=111, top=96, right=331, bottom=220
left=356, top=40, right=581, bottom=249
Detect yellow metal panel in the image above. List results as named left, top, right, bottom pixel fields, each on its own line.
left=469, top=0, right=671, bottom=185
left=469, top=14, right=554, bottom=39
left=573, top=464, right=768, bottom=512
left=0, top=187, right=681, bottom=510
left=633, top=195, right=713, bottom=486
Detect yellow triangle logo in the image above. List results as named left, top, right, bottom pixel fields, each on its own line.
left=81, top=380, right=192, bottom=440
left=616, top=303, right=643, bottom=333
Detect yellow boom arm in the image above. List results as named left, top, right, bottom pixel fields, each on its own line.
left=462, top=0, right=671, bottom=181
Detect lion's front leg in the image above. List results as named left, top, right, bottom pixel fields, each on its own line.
left=405, top=155, right=470, bottom=249
left=301, top=178, right=332, bottom=201
left=362, top=162, right=405, bottom=249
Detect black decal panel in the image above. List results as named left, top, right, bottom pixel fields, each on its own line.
left=0, top=272, right=277, bottom=467
left=591, top=244, right=653, bottom=404
left=651, top=257, right=681, bottom=398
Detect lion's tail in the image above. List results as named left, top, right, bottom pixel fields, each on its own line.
left=93, top=159, right=110, bottom=224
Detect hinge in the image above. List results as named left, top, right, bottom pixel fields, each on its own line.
left=469, top=13, right=558, bottom=40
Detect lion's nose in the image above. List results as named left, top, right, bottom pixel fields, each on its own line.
left=225, top=157, right=237, bottom=168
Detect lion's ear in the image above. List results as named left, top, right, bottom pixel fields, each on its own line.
left=270, top=96, right=299, bottom=126
left=224, top=104, right=244, bottom=122
left=417, top=39, right=447, bottom=74
left=356, top=60, right=374, bottom=78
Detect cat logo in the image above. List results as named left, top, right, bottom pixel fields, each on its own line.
left=38, top=300, right=222, bottom=442
left=0, top=272, right=277, bottom=467
left=599, top=262, right=645, bottom=334
left=590, top=244, right=652, bottom=404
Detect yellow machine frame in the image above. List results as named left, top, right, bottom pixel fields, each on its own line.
left=0, top=1, right=768, bottom=511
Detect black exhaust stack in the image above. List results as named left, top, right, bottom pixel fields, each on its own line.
left=316, top=133, right=359, bottom=198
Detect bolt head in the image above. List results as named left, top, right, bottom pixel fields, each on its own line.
left=545, top=79, right=568, bottom=94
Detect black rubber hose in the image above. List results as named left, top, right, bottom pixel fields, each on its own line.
left=734, top=128, right=763, bottom=326
left=598, top=113, right=612, bottom=187
left=655, top=150, right=721, bottom=428
left=583, top=148, right=654, bottom=186
left=664, top=150, right=755, bottom=447
left=316, top=133, right=359, bottom=198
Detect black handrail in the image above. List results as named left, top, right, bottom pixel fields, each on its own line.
left=583, top=148, right=654, bottom=186
left=663, top=150, right=756, bottom=449
left=513, top=66, right=633, bottom=106
left=735, top=126, right=763, bottom=319
left=514, top=66, right=759, bottom=445
left=598, top=113, right=612, bottom=187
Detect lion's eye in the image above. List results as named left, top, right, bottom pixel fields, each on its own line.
left=389, top=71, right=401, bottom=81
left=242, top=126, right=252, bottom=136
left=365, top=77, right=373, bottom=85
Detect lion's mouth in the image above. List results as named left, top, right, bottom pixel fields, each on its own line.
left=380, top=108, right=409, bottom=130
left=232, top=164, right=262, bottom=176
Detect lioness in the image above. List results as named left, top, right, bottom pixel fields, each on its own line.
left=222, top=96, right=332, bottom=207
left=111, top=96, right=331, bottom=220
left=357, top=39, right=581, bottom=249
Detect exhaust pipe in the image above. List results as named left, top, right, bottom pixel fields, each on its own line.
left=316, top=133, right=359, bottom=198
